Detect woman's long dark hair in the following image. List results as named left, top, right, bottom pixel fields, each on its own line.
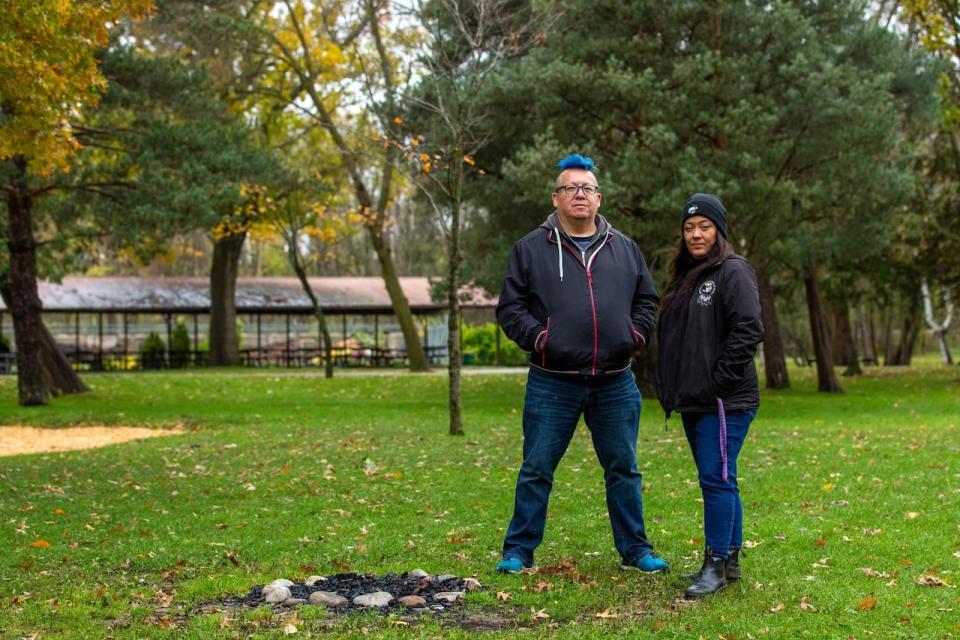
left=659, top=234, right=734, bottom=317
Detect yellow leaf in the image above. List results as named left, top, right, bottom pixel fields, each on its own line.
left=858, top=595, right=878, bottom=610
left=496, top=591, right=511, bottom=601
left=595, top=608, right=618, bottom=619
left=30, top=540, right=51, bottom=549
left=463, top=154, right=475, bottom=165
left=393, top=116, right=403, bottom=124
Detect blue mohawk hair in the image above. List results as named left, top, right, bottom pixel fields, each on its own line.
left=556, top=153, right=596, bottom=172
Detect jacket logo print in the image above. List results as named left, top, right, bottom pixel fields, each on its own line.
left=697, top=280, right=716, bottom=306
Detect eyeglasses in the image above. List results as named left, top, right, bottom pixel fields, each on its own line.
left=554, top=183, right=600, bottom=196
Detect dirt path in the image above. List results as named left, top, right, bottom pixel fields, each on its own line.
left=0, top=425, right=184, bottom=457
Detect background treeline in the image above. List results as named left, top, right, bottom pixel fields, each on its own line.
left=2, top=1, right=958, bottom=411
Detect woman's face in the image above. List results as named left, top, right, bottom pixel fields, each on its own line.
left=683, top=215, right=717, bottom=259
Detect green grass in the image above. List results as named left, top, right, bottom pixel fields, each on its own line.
left=1, top=360, right=958, bottom=639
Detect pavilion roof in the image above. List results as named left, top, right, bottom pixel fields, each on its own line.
left=0, top=277, right=497, bottom=315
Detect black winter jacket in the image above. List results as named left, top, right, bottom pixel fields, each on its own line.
left=497, top=213, right=659, bottom=376
left=656, top=255, right=763, bottom=415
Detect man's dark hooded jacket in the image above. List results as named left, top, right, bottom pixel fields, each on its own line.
left=497, top=213, right=659, bottom=376
left=656, top=254, right=763, bottom=416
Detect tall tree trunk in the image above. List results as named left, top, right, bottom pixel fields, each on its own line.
left=289, top=243, right=334, bottom=379
left=208, top=233, right=245, bottom=366
left=447, top=152, right=465, bottom=436
left=921, top=279, right=954, bottom=365
left=757, top=266, right=790, bottom=389
left=297, top=28, right=430, bottom=374
left=888, top=293, right=922, bottom=366
left=4, top=157, right=48, bottom=406
left=38, top=320, right=89, bottom=394
left=857, top=305, right=878, bottom=366
left=367, top=227, right=430, bottom=371
left=881, top=309, right=895, bottom=365
left=831, top=299, right=862, bottom=376
left=803, top=264, right=844, bottom=393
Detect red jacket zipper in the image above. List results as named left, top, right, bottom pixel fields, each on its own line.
left=586, top=270, right=599, bottom=375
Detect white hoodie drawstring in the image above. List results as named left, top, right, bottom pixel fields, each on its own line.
left=554, top=227, right=564, bottom=282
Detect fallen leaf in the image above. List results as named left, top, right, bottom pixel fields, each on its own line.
left=861, top=567, right=891, bottom=578
left=769, top=603, right=784, bottom=613
left=858, top=595, right=878, bottom=610
left=283, top=622, right=297, bottom=634
left=595, top=608, right=618, bottom=619
left=799, top=595, right=817, bottom=611
left=53, top=508, right=65, bottom=516
left=534, top=580, right=553, bottom=593
left=225, top=551, right=239, bottom=566
left=389, top=620, right=409, bottom=627
left=532, top=608, right=550, bottom=620
left=743, top=540, right=763, bottom=549
left=219, top=615, right=233, bottom=629
left=652, top=620, right=668, bottom=630
left=915, top=573, right=947, bottom=587
left=157, top=618, right=176, bottom=629
left=905, top=512, right=920, bottom=519
left=814, top=535, right=826, bottom=548
left=495, top=591, right=511, bottom=602
left=30, top=540, right=50, bottom=549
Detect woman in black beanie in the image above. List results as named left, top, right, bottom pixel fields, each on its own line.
left=656, top=193, right=764, bottom=597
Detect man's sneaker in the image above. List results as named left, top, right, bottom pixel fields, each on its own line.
left=495, top=557, right=525, bottom=574
left=620, top=552, right=670, bottom=574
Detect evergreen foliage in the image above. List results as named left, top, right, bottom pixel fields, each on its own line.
left=139, top=331, right=166, bottom=370
left=169, top=321, right=192, bottom=368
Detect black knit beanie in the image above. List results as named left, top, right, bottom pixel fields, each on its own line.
left=681, top=193, right=727, bottom=239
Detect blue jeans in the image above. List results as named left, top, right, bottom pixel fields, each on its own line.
left=682, top=408, right=756, bottom=558
left=502, top=368, right=654, bottom=566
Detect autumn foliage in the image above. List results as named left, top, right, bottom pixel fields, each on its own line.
left=0, top=0, right=154, bottom=174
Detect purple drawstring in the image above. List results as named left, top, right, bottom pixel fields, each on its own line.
left=717, top=398, right=729, bottom=482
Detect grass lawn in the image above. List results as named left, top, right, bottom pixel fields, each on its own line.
left=1, top=360, right=958, bottom=639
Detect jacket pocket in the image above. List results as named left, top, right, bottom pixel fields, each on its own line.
left=630, top=319, right=644, bottom=347
left=535, top=317, right=550, bottom=366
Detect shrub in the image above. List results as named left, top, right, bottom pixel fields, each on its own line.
left=140, top=332, right=166, bottom=370
left=461, top=322, right=529, bottom=366
left=169, top=321, right=192, bottom=368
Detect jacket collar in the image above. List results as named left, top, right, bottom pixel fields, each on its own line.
left=541, top=211, right=612, bottom=242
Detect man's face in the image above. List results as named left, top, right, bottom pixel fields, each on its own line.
left=552, top=169, right=601, bottom=226
left=683, top=215, right=718, bottom=259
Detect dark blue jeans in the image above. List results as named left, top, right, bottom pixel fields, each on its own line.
left=682, top=408, right=756, bottom=558
left=502, top=368, right=654, bottom=566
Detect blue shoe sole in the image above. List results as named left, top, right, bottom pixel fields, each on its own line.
left=619, top=562, right=669, bottom=574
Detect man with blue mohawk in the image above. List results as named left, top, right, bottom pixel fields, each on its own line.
left=495, top=153, right=667, bottom=574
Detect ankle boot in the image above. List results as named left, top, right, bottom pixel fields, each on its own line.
left=685, top=549, right=727, bottom=598
left=681, top=547, right=707, bottom=581
left=726, top=548, right=740, bottom=582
